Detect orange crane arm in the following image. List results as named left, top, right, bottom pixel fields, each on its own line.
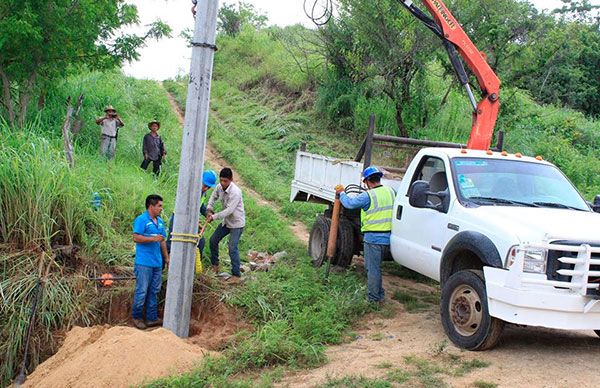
left=399, top=0, right=500, bottom=150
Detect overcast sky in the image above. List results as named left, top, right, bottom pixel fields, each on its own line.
left=122, top=0, right=580, bottom=80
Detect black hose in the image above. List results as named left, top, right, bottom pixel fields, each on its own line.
left=344, top=184, right=364, bottom=195
left=304, top=0, right=334, bottom=26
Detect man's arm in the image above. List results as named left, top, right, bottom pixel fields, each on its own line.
left=142, top=134, right=150, bottom=159
left=116, top=115, right=124, bottom=127
left=206, top=186, right=221, bottom=213
left=212, top=191, right=241, bottom=220
left=160, top=240, right=169, bottom=267
left=133, top=233, right=164, bottom=243
left=95, top=116, right=106, bottom=125
left=339, top=191, right=371, bottom=211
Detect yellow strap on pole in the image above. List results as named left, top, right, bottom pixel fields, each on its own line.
left=170, top=232, right=200, bottom=245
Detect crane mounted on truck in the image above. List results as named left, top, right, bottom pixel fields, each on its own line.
left=291, top=0, right=600, bottom=350
left=398, top=0, right=500, bottom=151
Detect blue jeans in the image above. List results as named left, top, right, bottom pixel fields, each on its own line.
left=132, top=264, right=162, bottom=321
left=209, top=224, right=243, bottom=276
left=364, top=242, right=386, bottom=302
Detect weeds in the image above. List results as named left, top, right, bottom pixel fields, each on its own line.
left=473, top=381, right=499, bottom=388
left=392, top=287, right=439, bottom=313
left=386, top=368, right=411, bottom=383
left=320, top=375, right=392, bottom=388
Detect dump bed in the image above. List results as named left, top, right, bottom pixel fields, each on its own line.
left=290, top=151, right=402, bottom=204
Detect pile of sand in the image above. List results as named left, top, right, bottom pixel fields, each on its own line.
left=24, top=325, right=209, bottom=388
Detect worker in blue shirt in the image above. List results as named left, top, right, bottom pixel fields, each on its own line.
left=132, top=194, right=168, bottom=330
left=336, top=166, right=396, bottom=303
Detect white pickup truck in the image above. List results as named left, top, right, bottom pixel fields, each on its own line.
left=291, top=145, right=600, bottom=350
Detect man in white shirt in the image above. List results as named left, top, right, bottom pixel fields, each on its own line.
left=206, top=168, right=245, bottom=279
left=96, top=105, right=124, bottom=159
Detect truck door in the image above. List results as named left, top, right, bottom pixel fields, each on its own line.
left=391, top=156, right=451, bottom=281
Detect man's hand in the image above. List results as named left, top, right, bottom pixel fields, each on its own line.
left=164, top=256, right=170, bottom=268
left=335, top=184, right=345, bottom=194
left=144, top=153, right=149, bottom=161
left=206, top=214, right=214, bottom=223
left=153, top=235, right=165, bottom=242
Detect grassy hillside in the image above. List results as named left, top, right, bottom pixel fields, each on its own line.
left=168, top=26, right=600, bottom=201
left=0, top=67, right=371, bottom=386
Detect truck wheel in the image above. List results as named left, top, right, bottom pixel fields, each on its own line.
left=336, top=219, right=355, bottom=268
left=440, top=270, right=504, bottom=351
left=308, top=215, right=355, bottom=268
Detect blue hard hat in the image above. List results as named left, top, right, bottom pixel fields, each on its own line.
left=363, top=166, right=384, bottom=180
left=202, top=170, right=218, bottom=188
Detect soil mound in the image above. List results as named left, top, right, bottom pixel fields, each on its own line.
left=24, top=325, right=209, bottom=388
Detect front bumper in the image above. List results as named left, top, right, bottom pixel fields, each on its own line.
left=484, top=240, right=600, bottom=330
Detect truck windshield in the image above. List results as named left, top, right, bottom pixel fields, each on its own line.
left=451, top=158, right=590, bottom=211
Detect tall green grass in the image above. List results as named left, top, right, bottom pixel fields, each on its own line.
left=0, top=71, right=185, bottom=385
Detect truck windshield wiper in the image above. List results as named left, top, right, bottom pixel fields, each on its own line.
left=533, top=202, right=586, bottom=211
left=468, top=196, right=539, bottom=207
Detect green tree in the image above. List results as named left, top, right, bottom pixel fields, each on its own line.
left=322, top=0, right=436, bottom=137
left=449, top=0, right=540, bottom=73
left=0, top=0, right=171, bottom=127
left=217, top=1, right=267, bottom=36
left=511, top=21, right=600, bottom=116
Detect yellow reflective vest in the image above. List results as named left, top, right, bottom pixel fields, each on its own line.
left=361, top=185, right=396, bottom=233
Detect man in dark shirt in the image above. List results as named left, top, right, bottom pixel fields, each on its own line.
left=141, top=120, right=166, bottom=176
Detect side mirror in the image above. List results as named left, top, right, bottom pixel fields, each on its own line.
left=593, top=195, right=600, bottom=213
left=409, top=180, right=449, bottom=212
left=409, top=181, right=430, bottom=208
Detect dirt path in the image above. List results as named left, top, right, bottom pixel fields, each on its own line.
left=162, top=85, right=309, bottom=244
left=281, top=264, right=600, bottom=388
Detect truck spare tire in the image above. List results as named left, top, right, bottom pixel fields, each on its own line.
left=308, top=215, right=355, bottom=268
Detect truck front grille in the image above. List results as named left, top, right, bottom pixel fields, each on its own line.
left=546, top=240, right=600, bottom=298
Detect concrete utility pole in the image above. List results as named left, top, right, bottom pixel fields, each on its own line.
left=164, top=0, right=219, bottom=338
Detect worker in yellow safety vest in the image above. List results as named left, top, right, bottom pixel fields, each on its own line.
left=336, top=166, right=396, bottom=303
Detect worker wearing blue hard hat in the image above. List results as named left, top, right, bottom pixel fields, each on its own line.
left=166, top=169, right=218, bottom=268
left=335, top=166, right=396, bottom=304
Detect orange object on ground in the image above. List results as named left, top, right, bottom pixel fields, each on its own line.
left=100, top=273, right=114, bottom=287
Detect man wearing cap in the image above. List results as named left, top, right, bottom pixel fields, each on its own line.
left=141, top=120, right=166, bottom=176
left=167, top=170, right=218, bottom=264
left=96, top=105, right=124, bottom=159
left=336, top=166, right=396, bottom=304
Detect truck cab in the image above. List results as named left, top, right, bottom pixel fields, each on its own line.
left=392, top=147, right=600, bottom=350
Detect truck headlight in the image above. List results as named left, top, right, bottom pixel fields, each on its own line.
left=523, top=249, right=547, bottom=273
left=506, top=246, right=547, bottom=274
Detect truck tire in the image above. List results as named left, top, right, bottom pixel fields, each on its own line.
left=308, top=215, right=355, bottom=268
left=440, top=270, right=504, bottom=351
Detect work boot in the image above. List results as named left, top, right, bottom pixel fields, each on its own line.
left=227, top=275, right=243, bottom=284
left=146, top=318, right=163, bottom=328
left=133, top=319, right=147, bottom=330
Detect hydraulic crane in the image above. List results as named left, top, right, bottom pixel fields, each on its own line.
left=398, top=0, right=501, bottom=150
